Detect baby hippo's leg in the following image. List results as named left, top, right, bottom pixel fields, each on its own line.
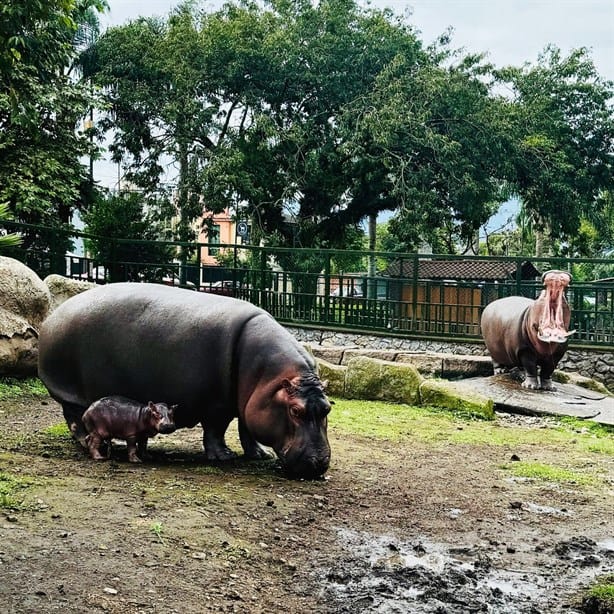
left=126, top=436, right=142, bottom=463
left=136, top=435, right=150, bottom=461
left=86, top=432, right=108, bottom=461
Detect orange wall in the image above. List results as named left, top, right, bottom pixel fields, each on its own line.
left=198, top=209, right=235, bottom=265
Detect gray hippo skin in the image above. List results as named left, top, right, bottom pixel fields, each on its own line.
left=480, top=270, right=574, bottom=390
left=38, top=283, right=331, bottom=478
left=82, top=396, right=176, bottom=463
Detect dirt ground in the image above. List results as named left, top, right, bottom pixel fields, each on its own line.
left=0, top=392, right=612, bottom=614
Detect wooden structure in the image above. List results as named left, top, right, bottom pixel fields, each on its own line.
left=383, top=259, right=541, bottom=335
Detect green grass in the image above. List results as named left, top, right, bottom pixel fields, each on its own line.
left=500, top=461, right=599, bottom=486
left=330, top=398, right=614, bottom=455
left=0, top=471, right=36, bottom=509
left=150, top=521, right=165, bottom=544
left=583, top=575, right=614, bottom=610
left=41, top=423, right=71, bottom=437
left=0, top=377, right=48, bottom=399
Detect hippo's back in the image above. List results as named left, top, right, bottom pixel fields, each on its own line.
left=38, top=283, right=267, bottom=420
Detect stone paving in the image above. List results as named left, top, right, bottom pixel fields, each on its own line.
left=444, top=374, right=614, bottom=426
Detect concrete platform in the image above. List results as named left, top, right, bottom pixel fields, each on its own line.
left=462, top=375, right=614, bottom=426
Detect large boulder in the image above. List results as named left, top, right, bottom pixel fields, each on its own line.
left=345, top=356, right=423, bottom=405
left=0, top=256, right=51, bottom=330
left=44, top=274, right=96, bottom=310
left=0, top=257, right=52, bottom=376
left=419, top=379, right=494, bottom=419
left=316, top=358, right=347, bottom=397
left=0, top=309, right=39, bottom=375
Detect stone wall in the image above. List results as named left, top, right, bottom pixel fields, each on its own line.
left=286, top=326, right=614, bottom=390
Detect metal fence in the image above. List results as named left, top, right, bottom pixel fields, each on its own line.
left=5, top=221, right=614, bottom=347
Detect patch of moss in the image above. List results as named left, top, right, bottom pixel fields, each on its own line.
left=41, top=423, right=71, bottom=437
left=500, top=461, right=599, bottom=486
left=419, top=379, right=494, bottom=420
left=581, top=574, right=614, bottom=613
left=0, top=471, right=36, bottom=509
left=344, top=356, right=422, bottom=405
left=0, top=377, right=48, bottom=399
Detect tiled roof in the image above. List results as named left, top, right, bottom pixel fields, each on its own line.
left=385, top=259, right=541, bottom=281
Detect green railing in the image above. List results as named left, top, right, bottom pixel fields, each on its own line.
left=4, top=221, right=614, bottom=347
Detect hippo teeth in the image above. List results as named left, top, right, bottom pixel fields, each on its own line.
left=537, top=330, right=572, bottom=343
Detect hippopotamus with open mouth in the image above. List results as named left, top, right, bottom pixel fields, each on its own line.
left=480, top=270, right=574, bottom=390
left=38, top=283, right=332, bottom=478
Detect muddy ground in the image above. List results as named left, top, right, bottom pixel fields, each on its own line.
left=0, top=391, right=612, bottom=614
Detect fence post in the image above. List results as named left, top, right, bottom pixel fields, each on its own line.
left=260, top=249, right=267, bottom=310
left=323, top=252, right=331, bottom=324
left=50, top=229, right=65, bottom=275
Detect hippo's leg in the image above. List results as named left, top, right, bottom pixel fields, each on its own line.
left=86, top=432, right=108, bottom=461
left=491, top=361, right=510, bottom=375
left=238, top=419, right=274, bottom=460
left=519, top=351, right=540, bottom=389
left=126, top=436, right=142, bottom=463
left=202, top=413, right=238, bottom=461
left=63, top=402, right=89, bottom=448
left=136, top=436, right=152, bottom=461
left=540, top=378, right=555, bottom=391
left=539, top=364, right=556, bottom=391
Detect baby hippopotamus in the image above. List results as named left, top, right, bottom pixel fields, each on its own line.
left=82, top=396, right=177, bottom=463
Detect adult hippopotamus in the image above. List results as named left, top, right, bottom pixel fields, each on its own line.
left=38, top=283, right=331, bottom=478
left=480, top=270, right=574, bottom=390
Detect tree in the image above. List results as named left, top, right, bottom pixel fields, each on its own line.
left=496, top=46, right=614, bottom=256
left=84, top=3, right=259, bottom=244
left=82, top=191, right=174, bottom=281
left=343, top=47, right=514, bottom=254
left=203, top=0, right=431, bottom=253
left=0, top=0, right=107, bottom=240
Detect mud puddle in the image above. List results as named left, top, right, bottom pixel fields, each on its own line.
left=321, top=529, right=614, bottom=613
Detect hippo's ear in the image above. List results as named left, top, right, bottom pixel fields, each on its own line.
left=147, top=401, right=160, bottom=417
left=281, top=378, right=298, bottom=396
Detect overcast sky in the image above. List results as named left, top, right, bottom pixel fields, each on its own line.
left=101, top=0, right=614, bottom=81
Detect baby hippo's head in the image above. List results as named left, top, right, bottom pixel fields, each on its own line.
left=147, top=402, right=177, bottom=434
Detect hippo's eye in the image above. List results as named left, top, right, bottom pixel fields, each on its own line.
left=289, top=405, right=305, bottom=419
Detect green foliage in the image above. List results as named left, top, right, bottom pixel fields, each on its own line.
left=4, top=0, right=611, bottom=262
left=347, top=48, right=512, bottom=254
left=495, top=47, right=614, bottom=255
left=0, top=0, right=108, bottom=236
left=0, top=377, right=48, bottom=399
left=150, top=521, right=165, bottom=544
left=82, top=191, right=174, bottom=281
left=0, top=202, right=21, bottom=250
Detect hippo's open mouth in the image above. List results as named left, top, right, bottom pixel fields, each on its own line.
left=537, top=270, right=575, bottom=343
